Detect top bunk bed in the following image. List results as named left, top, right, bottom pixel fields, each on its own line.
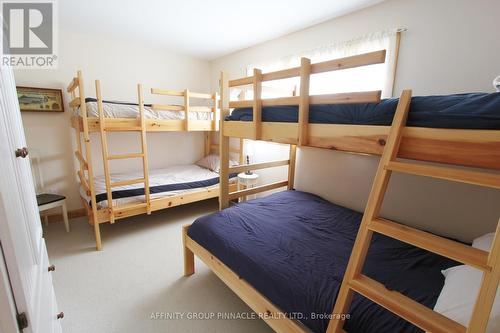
left=68, top=70, right=219, bottom=133
left=220, top=50, right=500, bottom=170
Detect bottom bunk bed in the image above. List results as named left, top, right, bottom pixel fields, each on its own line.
left=81, top=163, right=237, bottom=224
left=183, top=190, right=460, bottom=333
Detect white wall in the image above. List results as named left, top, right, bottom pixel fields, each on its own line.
left=15, top=29, right=211, bottom=210
left=210, top=0, right=500, bottom=241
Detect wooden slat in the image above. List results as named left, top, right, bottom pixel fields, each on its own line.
left=228, top=180, right=288, bottom=200
left=229, top=159, right=289, bottom=174
left=228, top=50, right=387, bottom=87
left=184, top=89, right=190, bottom=130
left=262, top=67, right=301, bottom=82
left=298, top=57, right=311, bottom=146
left=105, top=126, right=142, bottom=132
left=219, top=72, right=231, bottom=210
left=96, top=79, right=115, bottom=223
left=288, top=144, right=297, bottom=190
left=69, top=97, right=81, bottom=108
left=223, top=122, right=500, bottom=170
left=386, top=161, right=500, bottom=189
left=228, top=92, right=380, bottom=109
left=229, top=76, right=253, bottom=87
left=229, top=100, right=253, bottom=108
left=110, top=178, right=145, bottom=187
left=189, top=92, right=213, bottom=99
left=309, top=91, right=381, bottom=105
left=349, top=275, right=466, bottom=333
left=138, top=83, right=151, bottom=214
left=150, top=88, right=184, bottom=96
left=467, top=219, right=500, bottom=332
left=311, top=50, right=386, bottom=74
left=150, top=104, right=184, bottom=111
left=369, top=218, right=490, bottom=271
left=67, top=77, right=78, bottom=92
left=113, top=202, right=148, bottom=213
left=253, top=68, right=262, bottom=140
left=107, top=153, right=144, bottom=160
left=74, top=150, right=88, bottom=169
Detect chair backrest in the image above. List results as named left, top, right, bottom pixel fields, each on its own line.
left=29, top=149, right=44, bottom=195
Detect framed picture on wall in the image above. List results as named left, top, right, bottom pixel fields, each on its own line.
left=16, top=86, right=64, bottom=112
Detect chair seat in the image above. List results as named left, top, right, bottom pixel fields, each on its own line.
left=36, top=193, right=66, bottom=206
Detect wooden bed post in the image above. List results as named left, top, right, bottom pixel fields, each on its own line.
left=184, top=89, right=190, bottom=131
left=298, top=57, right=311, bottom=146
left=182, top=224, right=195, bottom=276
left=96, top=80, right=115, bottom=224
left=467, top=218, right=500, bottom=332
left=252, top=68, right=262, bottom=140
left=219, top=72, right=230, bottom=210
left=78, top=71, right=102, bottom=250
left=287, top=144, right=297, bottom=190
left=138, top=84, right=152, bottom=215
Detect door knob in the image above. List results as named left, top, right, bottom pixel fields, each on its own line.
left=56, top=312, right=64, bottom=319
left=48, top=265, right=55, bottom=272
left=15, top=147, right=28, bottom=158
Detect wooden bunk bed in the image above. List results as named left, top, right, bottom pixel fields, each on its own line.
left=68, top=71, right=240, bottom=250
left=182, top=51, right=500, bottom=333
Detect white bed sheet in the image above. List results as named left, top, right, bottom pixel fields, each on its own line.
left=77, top=101, right=212, bottom=120
left=81, top=164, right=232, bottom=209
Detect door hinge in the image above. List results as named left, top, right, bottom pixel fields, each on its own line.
left=16, top=312, right=28, bottom=330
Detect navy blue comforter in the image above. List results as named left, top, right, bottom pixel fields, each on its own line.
left=188, top=190, right=458, bottom=333
left=226, top=92, right=500, bottom=129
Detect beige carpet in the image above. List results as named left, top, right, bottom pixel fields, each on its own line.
left=44, top=199, right=273, bottom=333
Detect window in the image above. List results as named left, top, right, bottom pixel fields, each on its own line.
left=240, top=29, right=402, bottom=100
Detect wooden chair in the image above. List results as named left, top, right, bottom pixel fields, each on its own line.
left=30, top=151, right=70, bottom=232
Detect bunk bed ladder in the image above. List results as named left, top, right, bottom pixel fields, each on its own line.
left=329, top=89, right=500, bottom=333
left=96, top=81, right=152, bottom=224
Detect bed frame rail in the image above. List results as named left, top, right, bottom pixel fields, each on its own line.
left=150, top=87, right=218, bottom=131
left=219, top=50, right=500, bottom=171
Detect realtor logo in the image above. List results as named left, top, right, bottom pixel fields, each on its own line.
left=1, top=0, right=58, bottom=68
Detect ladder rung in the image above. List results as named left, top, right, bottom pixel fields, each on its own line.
left=349, top=275, right=466, bottom=333
left=110, top=178, right=145, bottom=187
left=386, top=161, right=500, bottom=189
left=369, top=218, right=490, bottom=271
left=107, top=153, right=144, bottom=160
left=105, top=126, right=142, bottom=132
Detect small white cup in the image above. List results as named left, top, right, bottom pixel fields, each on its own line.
left=494, top=75, right=500, bottom=92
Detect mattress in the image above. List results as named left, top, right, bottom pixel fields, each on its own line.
left=77, top=98, right=212, bottom=121
left=83, top=164, right=235, bottom=208
left=226, top=92, right=500, bottom=129
left=188, top=190, right=459, bottom=333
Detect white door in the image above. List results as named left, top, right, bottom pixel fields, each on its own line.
left=0, top=66, right=62, bottom=333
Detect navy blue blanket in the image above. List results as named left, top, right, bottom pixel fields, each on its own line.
left=94, top=173, right=237, bottom=204
left=188, top=191, right=458, bottom=333
left=226, top=92, right=500, bottom=129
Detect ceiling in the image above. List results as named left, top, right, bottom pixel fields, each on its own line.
left=60, top=0, right=384, bottom=60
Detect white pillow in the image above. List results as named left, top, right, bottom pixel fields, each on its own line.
left=473, top=232, right=495, bottom=251
left=195, top=154, right=238, bottom=173
left=433, top=232, right=499, bottom=332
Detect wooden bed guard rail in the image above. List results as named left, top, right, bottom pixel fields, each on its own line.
left=219, top=50, right=500, bottom=171
left=69, top=71, right=219, bottom=133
